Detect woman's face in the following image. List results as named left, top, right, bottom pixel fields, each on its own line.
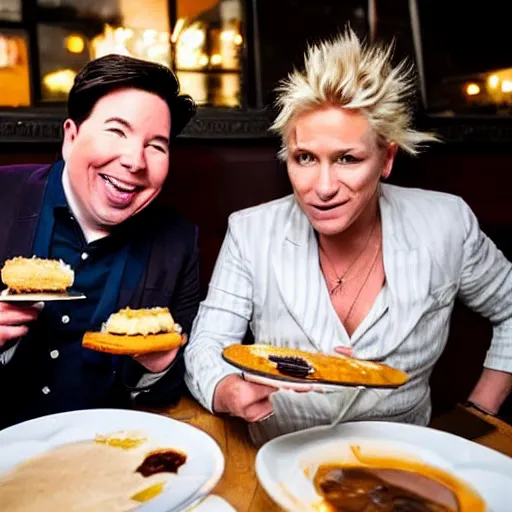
left=286, top=106, right=397, bottom=237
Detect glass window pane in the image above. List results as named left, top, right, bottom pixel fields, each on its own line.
left=0, top=0, right=21, bottom=22
left=37, top=0, right=172, bottom=102
left=37, top=0, right=122, bottom=24
left=90, top=0, right=171, bottom=66
left=256, top=0, right=369, bottom=106
left=0, top=29, right=31, bottom=107
left=34, top=0, right=244, bottom=108
left=418, top=0, right=512, bottom=116
left=38, top=24, right=90, bottom=102
left=173, top=0, right=243, bottom=107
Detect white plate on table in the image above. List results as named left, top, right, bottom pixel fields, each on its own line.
left=0, top=289, right=86, bottom=302
left=242, top=372, right=350, bottom=393
left=188, top=495, right=236, bottom=511
left=256, top=421, right=512, bottom=512
left=0, top=408, right=225, bottom=512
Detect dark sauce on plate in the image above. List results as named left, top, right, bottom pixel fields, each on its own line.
left=136, top=449, right=187, bottom=477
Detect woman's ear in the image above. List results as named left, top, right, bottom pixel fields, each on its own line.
left=61, top=119, right=78, bottom=161
left=381, top=142, right=398, bottom=180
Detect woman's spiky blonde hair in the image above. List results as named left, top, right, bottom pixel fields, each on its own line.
left=270, top=27, right=438, bottom=160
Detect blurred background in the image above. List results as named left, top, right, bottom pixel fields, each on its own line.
left=0, top=0, right=511, bottom=421
left=1, top=0, right=511, bottom=114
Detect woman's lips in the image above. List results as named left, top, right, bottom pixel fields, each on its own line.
left=309, top=200, right=349, bottom=219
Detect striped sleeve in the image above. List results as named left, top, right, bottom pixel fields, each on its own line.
left=184, top=214, right=253, bottom=411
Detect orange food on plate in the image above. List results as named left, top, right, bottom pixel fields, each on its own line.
left=222, top=344, right=408, bottom=388
left=83, top=307, right=183, bottom=355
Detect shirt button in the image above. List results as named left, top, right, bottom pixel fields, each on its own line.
left=61, top=315, right=70, bottom=324
left=42, top=386, right=50, bottom=395
left=81, top=252, right=89, bottom=261
left=50, top=350, right=59, bottom=359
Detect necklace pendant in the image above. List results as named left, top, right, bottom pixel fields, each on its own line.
left=330, top=278, right=343, bottom=296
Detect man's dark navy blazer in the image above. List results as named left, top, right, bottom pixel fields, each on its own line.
left=0, top=163, right=200, bottom=429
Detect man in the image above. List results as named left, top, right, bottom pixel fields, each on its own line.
left=0, top=54, right=199, bottom=429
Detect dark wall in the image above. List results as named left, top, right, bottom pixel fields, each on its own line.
left=390, top=145, right=512, bottom=417
left=1, top=139, right=510, bottom=417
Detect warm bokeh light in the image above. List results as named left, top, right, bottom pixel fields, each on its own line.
left=488, top=74, right=499, bottom=89
left=0, top=33, right=30, bottom=107
left=171, top=18, right=186, bottom=44
left=210, top=53, right=222, bottom=65
left=65, top=34, right=85, bottom=54
left=175, top=22, right=207, bottom=69
left=501, top=80, right=512, bottom=93
left=43, top=69, right=76, bottom=94
left=220, top=29, right=235, bottom=42
left=91, top=24, right=170, bottom=67
left=466, top=83, right=480, bottom=96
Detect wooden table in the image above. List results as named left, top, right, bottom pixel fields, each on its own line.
left=143, top=396, right=512, bottom=511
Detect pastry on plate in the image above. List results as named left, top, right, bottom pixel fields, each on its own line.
left=1, top=256, right=74, bottom=293
left=83, top=307, right=184, bottom=355
left=222, top=344, right=409, bottom=388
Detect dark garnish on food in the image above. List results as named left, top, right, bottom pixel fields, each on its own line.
left=136, top=449, right=187, bottom=477
left=268, top=355, right=313, bottom=378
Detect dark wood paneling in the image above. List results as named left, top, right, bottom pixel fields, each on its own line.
left=1, top=140, right=510, bottom=418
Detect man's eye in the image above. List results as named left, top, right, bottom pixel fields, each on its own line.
left=107, top=128, right=125, bottom=136
left=149, top=144, right=167, bottom=154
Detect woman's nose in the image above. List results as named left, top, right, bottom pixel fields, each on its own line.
left=315, top=164, right=338, bottom=201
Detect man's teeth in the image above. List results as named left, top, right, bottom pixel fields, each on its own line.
left=103, top=175, right=137, bottom=192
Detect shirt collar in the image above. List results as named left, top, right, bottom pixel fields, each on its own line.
left=61, top=163, right=112, bottom=243
left=46, top=160, right=68, bottom=209
left=58, top=162, right=146, bottom=243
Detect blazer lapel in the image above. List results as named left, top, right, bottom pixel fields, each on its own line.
left=3, top=166, right=51, bottom=261
left=271, top=200, right=348, bottom=352
left=370, top=187, right=434, bottom=359
left=271, top=188, right=433, bottom=358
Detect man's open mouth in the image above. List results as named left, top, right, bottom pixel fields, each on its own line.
left=100, top=174, right=141, bottom=193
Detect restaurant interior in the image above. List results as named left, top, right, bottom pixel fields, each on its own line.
left=0, top=0, right=511, bottom=510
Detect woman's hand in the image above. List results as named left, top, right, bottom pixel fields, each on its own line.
left=213, top=374, right=276, bottom=422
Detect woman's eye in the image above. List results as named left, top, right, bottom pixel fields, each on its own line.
left=296, top=153, right=315, bottom=165
left=337, top=154, right=359, bottom=164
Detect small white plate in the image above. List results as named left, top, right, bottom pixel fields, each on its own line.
left=0, top=289, right=86, bottom=302
left=242, top=372, right=350, bottom=393
left=0, top=408, right=225, bottom=512
left=189, top=495, right=236, bottom=511
left=256, top=421, right=512, bottom=511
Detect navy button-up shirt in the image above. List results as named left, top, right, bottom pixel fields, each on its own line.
left=26, top=162, right=147, bottom=415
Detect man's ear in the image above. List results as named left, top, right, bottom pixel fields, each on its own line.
left=381, top=142, right=398, bottom=180
left=61, top=119, right=78, bottom=161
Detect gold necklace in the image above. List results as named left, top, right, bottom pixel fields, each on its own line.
left=343, top=242, right=382, bottom=324
left=320, top=216, right=378, bottom=296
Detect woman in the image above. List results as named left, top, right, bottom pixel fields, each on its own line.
left=185, top=28, right=512, bottom=445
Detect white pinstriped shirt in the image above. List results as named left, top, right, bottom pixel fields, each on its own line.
left=185, top=184, right=512, bottom=445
